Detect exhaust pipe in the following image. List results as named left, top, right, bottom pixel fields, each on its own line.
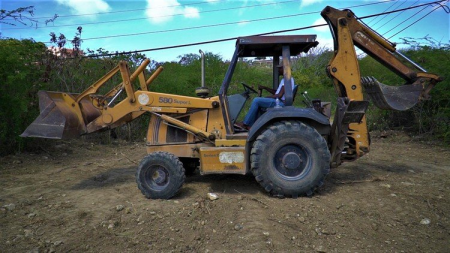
left=199, top=49, right=205, bottom=88
left=195, top=49, right=210, bottom=97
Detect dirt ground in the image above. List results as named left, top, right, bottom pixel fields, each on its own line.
left=1, top=132, right=449, bottom=252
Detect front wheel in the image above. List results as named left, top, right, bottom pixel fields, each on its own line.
left=251, top=121, right=330, bottom=198
left=136, top=152, right=185, bottom=199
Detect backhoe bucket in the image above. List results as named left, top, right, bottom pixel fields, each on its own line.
left=20, top=91, right=100, bottom=139
left=361, top=76, right=422, bottom=111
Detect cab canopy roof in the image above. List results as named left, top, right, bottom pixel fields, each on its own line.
left=235, top=35, right=319, bottom=57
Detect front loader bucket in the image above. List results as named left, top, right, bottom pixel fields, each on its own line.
left=361, top=76, right=423, bottom=111
left=21, top=91, right=100, bottom=139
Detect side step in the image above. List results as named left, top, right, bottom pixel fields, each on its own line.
left=361, top=76, right=422, bottom=111
left=342, top=100, right=369, bottom=124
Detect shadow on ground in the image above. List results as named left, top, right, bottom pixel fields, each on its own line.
left=71, top=166, right=136, bottom=190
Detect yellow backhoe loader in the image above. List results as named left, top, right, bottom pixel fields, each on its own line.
left=21, top=6, right=442, bottom=199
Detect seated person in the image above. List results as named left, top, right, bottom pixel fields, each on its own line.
left=236, top=65, right=295, bottom=130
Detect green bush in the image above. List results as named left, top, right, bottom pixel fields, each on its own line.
left=1, top=37, right=449, bottom=155
left=359, top=47, right=450, bottom=142
left=0, top=39, right=50, bottom=154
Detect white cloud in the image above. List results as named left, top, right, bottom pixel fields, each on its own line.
left=300, top=0, right=323, bottom=8
left=56, top=0, right=110, bottom=16
left=184, top=6, right=199, bottom=18
left=312, top=18, right=328, bottom=32
left=146, top=0, right=200, bottom=24
left=315, top=35, right=334, bottom=50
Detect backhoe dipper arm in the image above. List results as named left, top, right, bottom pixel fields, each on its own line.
left=321, top=6, right=442, bottom=105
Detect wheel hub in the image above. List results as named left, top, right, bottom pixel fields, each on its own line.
left=149, top=166, right=169, bottom=188
left=274, top=144, right=309, bottom=179
left=282, top=152, right=302, bottom=170
left=152, top=170, right=165, bottom=184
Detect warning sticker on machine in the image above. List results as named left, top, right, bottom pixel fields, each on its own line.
left=219, top=152, right=244, bottom=164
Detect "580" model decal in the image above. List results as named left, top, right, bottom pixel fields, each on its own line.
left=158, top=97, right=191, bottom=105
left=159, top=97, right=173, bottom=103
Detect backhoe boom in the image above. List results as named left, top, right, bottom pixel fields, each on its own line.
left=321, top=6, right=442, bottom=166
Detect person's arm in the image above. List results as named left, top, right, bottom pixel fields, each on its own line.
left=267, top=86, right=284, bottom=98
left=258, top=85, right=276, bottom=95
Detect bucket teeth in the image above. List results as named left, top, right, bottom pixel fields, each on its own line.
left=361, top=76, right=423, bottom=111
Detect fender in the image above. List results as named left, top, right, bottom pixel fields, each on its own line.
left=247, top=106, right=331, bottom=142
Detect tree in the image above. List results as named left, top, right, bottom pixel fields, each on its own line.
left=49, top=26, right=83, bottom=55
left=399, top=35, right=450, bottom=50
left=0, top=6, right=57, bottom=28
left=0, top=39, right=50, bottom=154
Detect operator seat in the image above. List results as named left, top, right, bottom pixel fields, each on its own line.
left=292, top=84, right=299, bottom=102
left=258, top=84, right=299, bottom=115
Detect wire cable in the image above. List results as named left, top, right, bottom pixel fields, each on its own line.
left=354, top=0, right=445, bottom=19
left=366, top=0, right=398, bottom=25
left=72, top=12, right=321, bottom=42
left=41, top=0, right=404, bottom=43
left=370, top=0, right=405, bottom=27
left=5, top=0, right=396, bottom=31
left=51, top=0, right=446, bottom=58
left=382, top=4, right=428, bottom=36
left=84, top=23, right=327, bottom=58
left=375, top=0, right=418, bottom=31
left=388, top=3, right=446, bottom=39
left=5, top=0, right=299, bottom=30
left=31, top=0, right=221, bottom=19
left=86, top=0, right=445, bottom=58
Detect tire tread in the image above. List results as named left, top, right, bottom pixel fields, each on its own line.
left=136, top=151, right=185, bottom=199
left=251, top=121, right=330, bottom=198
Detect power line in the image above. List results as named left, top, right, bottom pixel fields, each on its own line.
left=354, top=0, right=445, bottom=19
left=4, top=0, right=299, bottom=30
left=31, top=0, right=221, bottom=19
left=46, top=0, right=444, bottom=60
left=42, top=0, right=401, bottom=43
left=371, top=0, right=406, bottom=27
left=85, top=23, right=328, bottom=58
left=83, top=0, right=446, bottom=58
left=382, top=4, right=428, bottom=36
left=388, top=3, right=446, bottom=39
left=74, top=12, right=321, bottom=42
left=353, top=0, right=447, bottom=45
left=374, top=0, right=419, bottom=31
left=366, top=0, right=399, bottom=25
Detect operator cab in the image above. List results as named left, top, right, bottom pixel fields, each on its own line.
left=218, top=35, right=319, bottom=134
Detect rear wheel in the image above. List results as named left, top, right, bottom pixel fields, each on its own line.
left=251, top=121, right=330, bottom=198
left=136, top=152, right=185, bottom=199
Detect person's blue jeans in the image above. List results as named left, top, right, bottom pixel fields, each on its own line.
left=243, top=97, right=284, bottom=126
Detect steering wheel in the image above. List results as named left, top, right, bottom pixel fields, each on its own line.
left=241, top=82, right=258, bottom=94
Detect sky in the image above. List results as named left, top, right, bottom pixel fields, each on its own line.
left=1, top=0, right=449, bottom=62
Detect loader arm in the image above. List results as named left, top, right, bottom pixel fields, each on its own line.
left=20, top=60, right=219, bottom=140
left=321, top=6, right=442, bottom=166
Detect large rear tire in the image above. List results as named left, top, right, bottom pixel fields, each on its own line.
left=136, top=152, right=185, bottom=199
left=251, top=121, right=330, bottom=198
